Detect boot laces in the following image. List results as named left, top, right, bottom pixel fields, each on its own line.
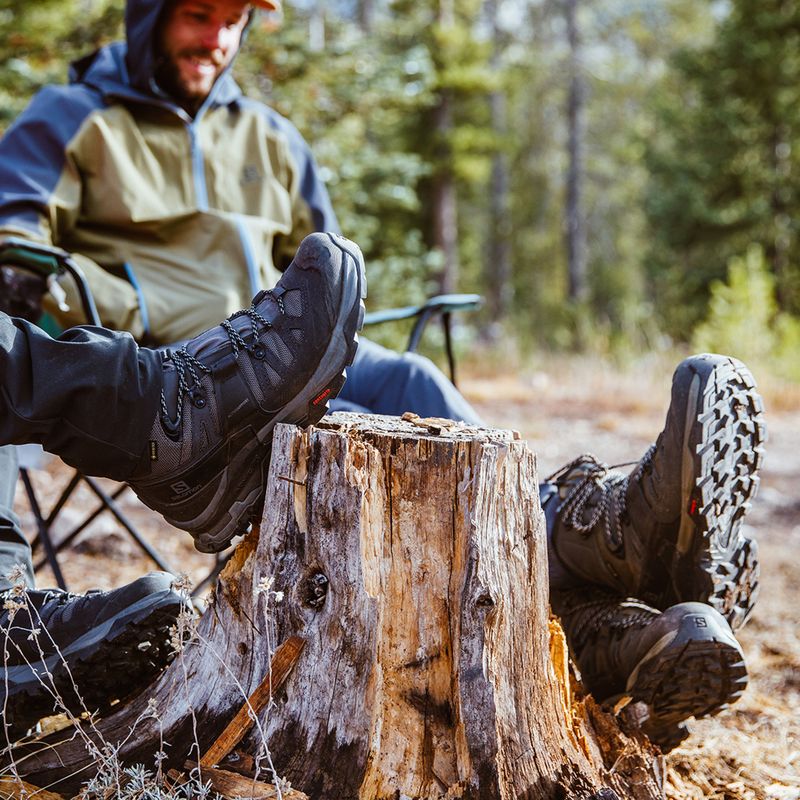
left=558, top=590, right=657, bottom=657
left=159, top=295, right=285, bottom=430
left=546, top=446, right=656, bottom=556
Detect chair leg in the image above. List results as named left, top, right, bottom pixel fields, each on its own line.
left=81, top=476, right=177, bottom=575
left=442, top=312, right=457, bottom=387
left=32, top=481, right=127, bottom=573
left=19, top=467, right=68, bottom=590
left=191, top=552, right=229, bottom=597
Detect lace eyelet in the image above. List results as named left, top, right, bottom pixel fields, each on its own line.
left=251, top=344, right=266, bottom=360
left=188, top=388, right=207, bottom=408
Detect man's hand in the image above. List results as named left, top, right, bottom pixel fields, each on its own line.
left=0, top=266, right=48, bottom=321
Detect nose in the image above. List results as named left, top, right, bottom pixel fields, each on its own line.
left=199, top=24, right=225, bottom=52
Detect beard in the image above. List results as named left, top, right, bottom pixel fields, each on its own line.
left=154, top=50, right=222, bottom=115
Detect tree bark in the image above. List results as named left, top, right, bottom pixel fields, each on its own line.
left=4, top=414, right=663, bottom=799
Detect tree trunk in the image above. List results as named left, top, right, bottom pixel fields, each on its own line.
left=565, top=0, right=588, bottom=304
left=432, top=0, right=460, bottom=296
left=484, top=0, right=514, bottom=337
left=432, top=101, right=460, bottom=296
left=4, top=414, right=663, bottom=799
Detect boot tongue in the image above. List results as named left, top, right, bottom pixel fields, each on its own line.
left=195, top=291, right=283, bottom=362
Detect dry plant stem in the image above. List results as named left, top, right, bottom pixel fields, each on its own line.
left=200, top=635, right=305, bottom=768
left=1, top=535, right=276, bottom=792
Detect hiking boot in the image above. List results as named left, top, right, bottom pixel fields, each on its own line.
left=128, top=232, right=366, bottom=553
left=544, top=354, right=766, bottom=630
left=1, top=572, right=188, bottom=741
left=552, top=587, right=748, bottom=751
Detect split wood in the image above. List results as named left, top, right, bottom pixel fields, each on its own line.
left=200, top=635, right=306, bottom=768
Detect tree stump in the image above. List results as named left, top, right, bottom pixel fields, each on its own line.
left=4, top=413, right=663, bottom=799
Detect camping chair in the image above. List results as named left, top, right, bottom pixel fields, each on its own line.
left=3, top=238, right=482, bottom=594
left=363, top=293, right=482, bottom=388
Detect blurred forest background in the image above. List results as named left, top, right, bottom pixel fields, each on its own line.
left=2, top=0, right=798, bottom=381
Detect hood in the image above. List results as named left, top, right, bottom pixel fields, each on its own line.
left=68, top=0, right=246, bottom=111
left=125, top=0, right=166, bottom=93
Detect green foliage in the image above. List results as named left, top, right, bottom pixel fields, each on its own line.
left=2, top=0, right=794, bottom=372
left=692, top=245, right=800, bottom=382
left=240, top=0, right=493, bottom=333
left=645, top=0, right=800, bottom=337
left=0, top=0, right=122, bottom=127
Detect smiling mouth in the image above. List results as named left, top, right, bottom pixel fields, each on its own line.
left=182, top=53, right=222, bottom=75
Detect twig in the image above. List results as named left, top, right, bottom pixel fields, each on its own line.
left=200, top=636, right=305, bottom=768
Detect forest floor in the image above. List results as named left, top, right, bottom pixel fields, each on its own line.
left=15, top=352, right=800, bottom=799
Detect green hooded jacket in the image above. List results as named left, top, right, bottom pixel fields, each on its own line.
left=0, top=0, right=339, bottom=344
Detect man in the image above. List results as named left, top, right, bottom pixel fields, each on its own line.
left=0, top=0, right=765, bottom=750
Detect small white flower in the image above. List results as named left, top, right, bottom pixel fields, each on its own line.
left=170, top=573, right=193, bottom=595
left=5, top=564, right=27, bottom=585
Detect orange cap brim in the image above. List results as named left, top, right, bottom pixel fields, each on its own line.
left=252, top=0, right=281, bottom=10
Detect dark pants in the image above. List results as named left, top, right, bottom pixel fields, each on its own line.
left=0, top=446, right=31, bottom=590
left=0, top=314, right=161, bottom=590
left=332, top=338, right=484, bottom=424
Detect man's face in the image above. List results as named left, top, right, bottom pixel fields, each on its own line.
left=157, top=0, right=251, bottom=111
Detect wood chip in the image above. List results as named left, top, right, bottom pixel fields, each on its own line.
left=0, top=776, right=64, bottom=800
left=200, top=635, right=305, bottom=768
left=187, top=763, right=309, bottom=799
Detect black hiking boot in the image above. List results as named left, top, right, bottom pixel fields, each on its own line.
left=552, top=587, right=748, bottom=751
left=1, top=572, right=189, bottom=741
left=544, top=354, right=766, bottom=630
left=128, top=232, right=366, bottom=553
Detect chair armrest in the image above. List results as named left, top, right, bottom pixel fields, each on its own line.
left=363, top=293, right=483, bottom=386
left=0, top=237, right=69, bottom=277
left=363, top=293, right=483, bottom=328
left=0, top=237, right=102, bottom=325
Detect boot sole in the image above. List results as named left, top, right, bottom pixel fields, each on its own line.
left=667, top=355, right=766, bottom=630
left=182, top=233, right=367, bottom=553
left=2, top=590, right=185, bottom=741
left=624, top=606, right=748, bottom=751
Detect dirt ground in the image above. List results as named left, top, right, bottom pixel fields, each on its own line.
left=14, top=354, right=800, bottom=799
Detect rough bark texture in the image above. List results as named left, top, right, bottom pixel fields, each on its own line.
left=4, top=414, right=663, bottom=799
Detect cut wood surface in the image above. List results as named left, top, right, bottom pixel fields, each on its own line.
left=3, top=413, right=663, bottom=799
